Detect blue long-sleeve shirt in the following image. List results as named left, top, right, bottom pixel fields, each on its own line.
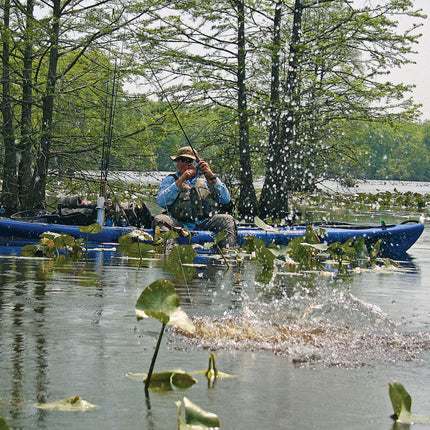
left=157, top=171, right=231, bottom=230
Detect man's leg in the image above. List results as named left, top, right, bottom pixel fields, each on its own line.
left=198, top=214, right=238, bottom=248
left=153, top=214, right=184, bottom=233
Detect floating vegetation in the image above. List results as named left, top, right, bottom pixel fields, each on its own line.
left=176, top=397, right=220, bottom=430
left=199, top=352, right=238, bottom=387
left=21, top=232, right=84, bottom=259
left=33, top=396, right=100, bottom=412
left=292, top=190, right=430, bottom=212
left=126, top=370, right=197, bottom=392
left=118, top=229, right=155, bottom=261
left=0, top=417, right=10, bottom=430
left=240, top=226, right=393, bottom=285
left=135, top=279, right=194, bottom=392
left=79, top=223, right=102, bottom=253
left=389, top=381, right=430, bottom=424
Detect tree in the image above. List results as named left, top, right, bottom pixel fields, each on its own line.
left=1, top=0, right=18, bottom=212
left=131, top=0, right=259, bottom=218
left=258, top=0, right=423, bottom=218
left=0, top=0, right=153, bottom=210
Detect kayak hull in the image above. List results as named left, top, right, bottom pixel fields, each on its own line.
left=0, top=217, right=423, bottom=258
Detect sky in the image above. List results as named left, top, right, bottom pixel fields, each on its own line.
left=391, top=0, right=430, bottom=121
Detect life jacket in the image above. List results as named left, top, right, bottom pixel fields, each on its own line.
left=168, top=174, right=219, bottom=222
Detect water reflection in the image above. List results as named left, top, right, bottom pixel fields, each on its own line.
left=0, top=218, right=428, bottom=430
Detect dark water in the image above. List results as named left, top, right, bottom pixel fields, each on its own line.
left=1, top=208, right=430, bottom=429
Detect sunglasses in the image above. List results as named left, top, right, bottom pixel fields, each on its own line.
left=176, top=156, right=194, bottom=163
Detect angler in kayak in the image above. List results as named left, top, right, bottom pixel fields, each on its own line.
left=154, top=146, right=237, bottom=248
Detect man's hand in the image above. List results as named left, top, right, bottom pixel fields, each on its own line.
left=181, top=165, right=197, bottom=181
left=198, top=160, right=214, bottom=178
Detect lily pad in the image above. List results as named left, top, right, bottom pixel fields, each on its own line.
left=126, top=370, right=196, bottom=391
left=135, top=279, right=194, bottom=333
left=389, top=381, right=430, bottom=424
left=177, top=397, right=220, bottom=429
left=213, top=231, right=227, bottom=245
left=254, top=216, right=279, bottom=232
left=79, top=223, right=102, bottom=234
left=33, top=396, right=100, bottom=412
left=168, top=245, right=197, bottom=264
left=118, top=241, right=155, bottom=258
left=0, top=417, right=10, bottom=430
left=21, top=238, right=56, bottom=258
left=41, top=232, right=76, bottom=250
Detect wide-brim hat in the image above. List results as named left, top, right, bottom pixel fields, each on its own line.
left=170, top=146, right=198, bottom=161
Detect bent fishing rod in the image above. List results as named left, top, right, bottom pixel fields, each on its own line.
left=135, top=43, right=217, bottom=194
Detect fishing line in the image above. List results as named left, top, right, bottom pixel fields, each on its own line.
left=132, top=37, right=198, bottom=159
left=100, top=55, right=121, bottom=196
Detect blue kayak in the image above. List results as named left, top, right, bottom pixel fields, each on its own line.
left=0, top=216, right=423, bottom=258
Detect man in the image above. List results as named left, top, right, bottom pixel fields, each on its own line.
left=154, top=146, right=237, bottom=248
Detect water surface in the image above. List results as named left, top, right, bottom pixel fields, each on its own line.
left=0, top=201, right=430, bottom=429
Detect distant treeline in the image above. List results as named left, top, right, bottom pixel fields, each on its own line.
left=334, top=120, right=430, bottom=182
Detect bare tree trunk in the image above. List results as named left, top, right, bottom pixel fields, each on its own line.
left=259, top=0, right=283, bottom=218
left=260, top=0, right=303, bottom=219
left=236, top=0, right=258, bottom=220
left=30, top=0, right=61, bottom=208
left=1, top=0, right=19, bottom=213
left=18, top=0, right=35, bottom=209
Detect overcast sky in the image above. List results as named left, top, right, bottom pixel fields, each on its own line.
left=392, top=0, right=430, bottom=121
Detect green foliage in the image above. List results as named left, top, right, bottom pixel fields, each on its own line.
left=33, top=396, right=100, bottom=412
left=177, top=397, right=220, bottom=430
left=79, top=223, right=102, bottom=254
left=242, top=236, right=276, bottom=269
left=21, top=233, right=84, bottom=259
left=333, top=121, right=430, bottom=182
left=0, top=417, right=10, bottom=430
left=166, top=245, right=198, bottom=280
left=127, top=371, right=196, bottom=392
left=286, top=227, right=327, bottom=270
left=388, top=381, right=430, bottom=424
left=135, top=279, right=194, bottom=333
left=118, top=229, right=155, bottom=261
left=135, top=279, right=194, bottom=392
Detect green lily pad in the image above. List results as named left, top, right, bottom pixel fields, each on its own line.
left=241, top=236, right=276, bottom=269
left=168, top=245, right=197, bottom=264
left=165, top=260, right=197, bottom=281
left=118, top=241, right=155, bottom=258
left=213, top=231, right=227, bottom=245
left=41, top=232, right=76, bottom=250
left=79, top=223, right=102, bottom=234
left=255, top=267, right=274, bottom=284
left=254, top=216, right=279, bottom=232
left=126, top=370, right=196, bottom=391
left=177, top=397, right=220, bottom=429
left=0, top=417, right=10, bottom=430
left=389, top=381, right=430, bottom=424
left=154, top=228, right=179, bottom=245
left=21, top=238, right=56, bottom=258
left=33, top=396, right=100, bottom=412
left=135, top=279, right=194, bottom=333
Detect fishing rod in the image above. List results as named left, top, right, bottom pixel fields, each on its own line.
left=139, top=49, right=217, bottom=195
left=97, top=57, right=121, bottom=225
left=100, top=57, right=120, bottom=194
left=140, top=53, right=197, bottom=157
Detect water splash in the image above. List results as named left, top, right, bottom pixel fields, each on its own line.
left=177, top=282, right=430, bottom=368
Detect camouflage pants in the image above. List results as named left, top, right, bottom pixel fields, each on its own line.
left=153, top=214, right=238, bottom=248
